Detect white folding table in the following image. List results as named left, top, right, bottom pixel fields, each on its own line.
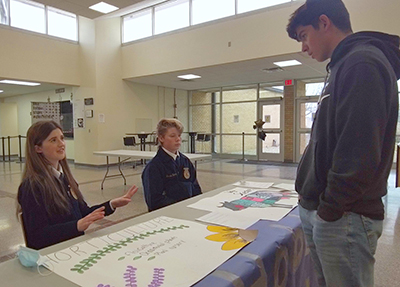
left=93, top=150, right=211, bottom=189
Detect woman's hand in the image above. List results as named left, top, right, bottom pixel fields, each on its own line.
left=77, top=206, right=105, bottom=231
left=110, top=185, right=138, bottom=209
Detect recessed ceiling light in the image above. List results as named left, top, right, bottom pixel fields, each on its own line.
left=0, top=80, right=40, bottom=86
left=89, top=2, right=119, bottom=14
left=0, top=90, right=3, bottom=93
left=273, top=60, right=302, bottom=67
left=177, top=74, right=201, bottom=80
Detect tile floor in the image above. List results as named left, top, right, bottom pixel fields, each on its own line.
left=0, top=158, right=399, bottom=286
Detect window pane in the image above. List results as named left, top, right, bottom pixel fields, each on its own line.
left=192, top=0, right=234, bottom=25
left=123, top=8, right=152, bottom=43
left=262, top=133, right=280, bottom=154
left=1, top=0, right=9, bottom=25
left=191, top=105, right=212, bottom=133
left=222, top=102, right=256, bottom=133
left=155, top=0, right=189, bottom=35
left=222, top=86, right=257, bottom=102
left=10, top=0, right=45, bottom=34
left=306, top=82, right=324, bottom=96
left=260, top=84, right=284, bottom=98
left=262, top=104, right=280, bottom=129
left=238, top=0, right=290, bottom=14
left=299, top=102, right=318, bottom=129
left=47, top=6, right=77, bottom=41
left=192, top=90, right=221, bottom=104
left=221, top=134, right=256, bottom=155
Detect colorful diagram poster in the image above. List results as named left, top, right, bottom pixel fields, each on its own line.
left=44, top=217, right=251, bottom=287
left=187, top=184, right=299, bottom=228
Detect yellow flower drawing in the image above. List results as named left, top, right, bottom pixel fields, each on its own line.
left=205, top=226, right=249, bottom=251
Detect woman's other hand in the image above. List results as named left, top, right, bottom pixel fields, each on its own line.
left=77, top=206, right=105, bottom=231
left=110, top=185, right=139, bottom=209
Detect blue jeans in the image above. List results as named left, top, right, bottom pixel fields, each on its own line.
left=298, top=205, right=382, bottom=287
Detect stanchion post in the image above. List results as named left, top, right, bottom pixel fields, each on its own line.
left=19, top=135, right=22, bottom=162
left=1, top=137, right=4, bottom=162
left=242, top=132, right=245, bottom=161
left=7, top=136, right=11, bottom=162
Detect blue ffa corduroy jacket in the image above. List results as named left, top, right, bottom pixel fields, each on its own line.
left=142, top=147, right=202, bottom=211
left=18, top=175, right=114, bottom=250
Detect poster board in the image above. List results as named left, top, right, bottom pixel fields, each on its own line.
left=45, top=216, right=253, bottom=287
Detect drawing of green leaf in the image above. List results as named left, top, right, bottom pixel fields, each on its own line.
left=133, top=256, right=142, bottom=260
left=78, top=270, right=84, bottom=274
left=148, top=256, right=156, bottom=261
left=118, top=257, right=125, bottom=261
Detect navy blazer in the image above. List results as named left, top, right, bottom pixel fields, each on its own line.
left=142, top=147, right=202, bottom=211
left=18, top=175, right=114, bottom=250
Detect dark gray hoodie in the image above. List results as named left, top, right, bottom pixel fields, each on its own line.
left=296, top=31, right=400, bottom=221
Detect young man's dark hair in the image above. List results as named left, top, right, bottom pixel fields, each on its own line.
left=287, top=0, right=352, bottom=40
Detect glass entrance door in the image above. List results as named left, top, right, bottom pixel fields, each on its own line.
left=258, top=99, right=283, bottom=161
left=295, top=98, right=319, bottom=162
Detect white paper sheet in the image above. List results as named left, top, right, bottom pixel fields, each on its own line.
left=45, top=217, right=249, bottom=287
left=188, top=183, right=298, bottom=225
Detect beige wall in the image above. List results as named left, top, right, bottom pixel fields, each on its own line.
left=0, top=102, right=19, bottom=156
left=0, top=26, right=80, bottom=85
left=120, top=0, right=400, bottom=79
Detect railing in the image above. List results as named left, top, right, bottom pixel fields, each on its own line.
left=190, top=132, right=257, bottom=158
left=0, top=135, right=26, bottom=162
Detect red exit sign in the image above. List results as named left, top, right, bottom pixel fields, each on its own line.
left=284, top=79, right=293, bottom=86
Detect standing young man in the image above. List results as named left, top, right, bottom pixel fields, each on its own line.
left=287, top=0, right=400, bottom=286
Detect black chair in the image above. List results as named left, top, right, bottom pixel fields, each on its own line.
left=123, top=136, right=136, bottom=148
left=196, top=133, right=205, bottom=141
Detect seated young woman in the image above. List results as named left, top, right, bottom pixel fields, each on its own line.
left=142, top=118, right=202, bottom=211
left=17, top=120, right=138, bottom=249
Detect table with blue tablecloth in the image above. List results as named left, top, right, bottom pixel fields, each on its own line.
left=0, top=177, right=317, bottom=287
left=195, top=206, right=318, bottom=287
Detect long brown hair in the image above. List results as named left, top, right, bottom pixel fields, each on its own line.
left=17, top=120, right=84, bottom=216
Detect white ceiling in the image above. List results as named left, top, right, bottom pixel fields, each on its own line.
left=0, top=0, right=328, bottom=98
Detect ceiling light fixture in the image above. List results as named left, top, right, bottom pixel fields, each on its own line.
left=177, top=74, right=201, bottom=80
left=0, top=80, right=40, bottom=86
left=89, top=2, right=119, bottom=14
left=0, top=90, right=3, bottom=93
left=273, top=60, right=302, bottom=67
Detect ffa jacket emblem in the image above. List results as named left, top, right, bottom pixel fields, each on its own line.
left=183, top=167, right=190, bottom=179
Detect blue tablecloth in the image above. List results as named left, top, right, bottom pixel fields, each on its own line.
left=195, top=207, right=318, bottom=287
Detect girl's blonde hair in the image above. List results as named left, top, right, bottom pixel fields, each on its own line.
left=156, top=118, right=184, bottom=138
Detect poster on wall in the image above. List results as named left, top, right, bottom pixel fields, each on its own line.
left=44, top=216, right=255, bottom=287
left=31, top=102, right=60, bottom=123
left=73, top=99, right=85, bottom=128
